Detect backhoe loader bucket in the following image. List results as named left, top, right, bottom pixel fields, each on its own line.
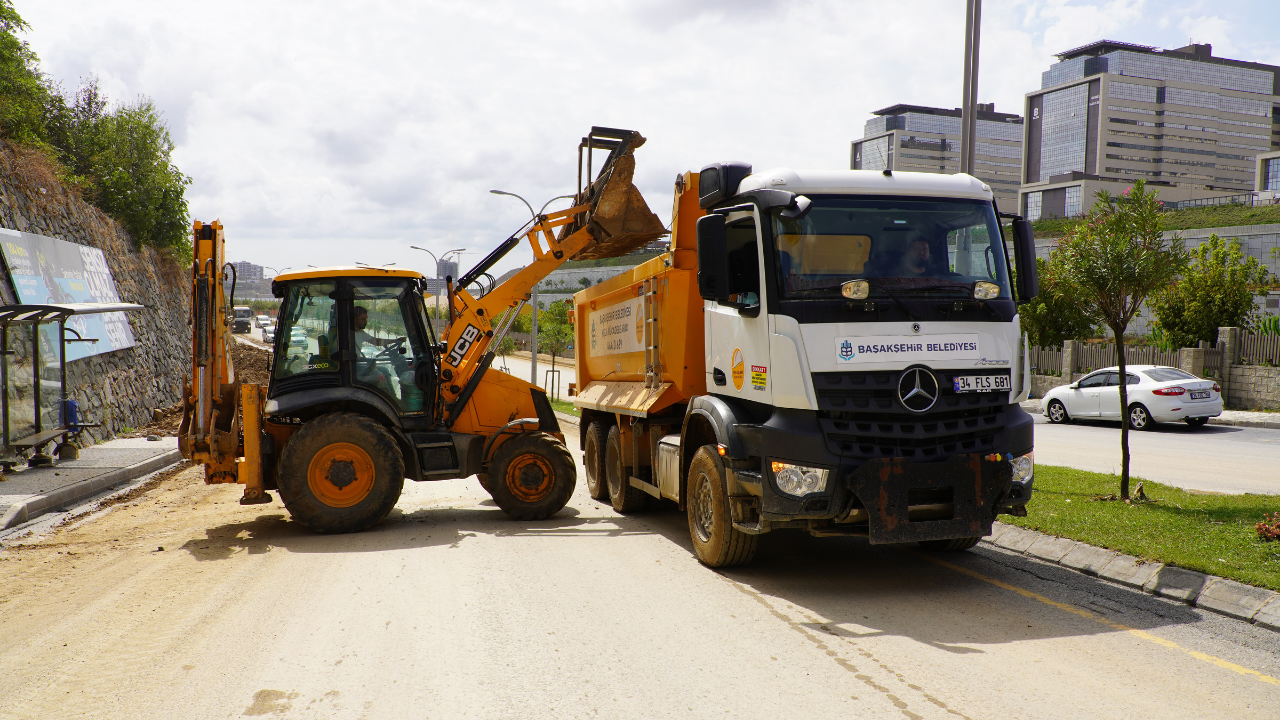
left=563, top=128, right=668, bottom=260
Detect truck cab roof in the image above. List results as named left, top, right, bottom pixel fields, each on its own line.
left=274, top=266, right=427, bottom=282
left=736, top=168, right=993, bottom=202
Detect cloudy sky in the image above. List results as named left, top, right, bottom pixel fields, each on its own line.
left=22, top=0, right=1280, bottom=278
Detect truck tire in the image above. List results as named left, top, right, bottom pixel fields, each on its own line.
left=606, top=424, right=647, bottom=513
left=686, top=445, right=757, bottom=567
left=583, top=421, right=610, bottom=501
left=277, top=412, right=404, bottom=533
left=917, top=537, right=982, bottom=552
left=488, top=432, right=576, bottom=520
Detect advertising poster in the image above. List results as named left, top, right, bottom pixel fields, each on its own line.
left=0, top=228, right=136, bottom=361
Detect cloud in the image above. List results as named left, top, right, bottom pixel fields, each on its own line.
left=18, top=0, right=1280, bottom=276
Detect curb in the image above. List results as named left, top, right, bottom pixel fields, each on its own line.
left=984, top=522, right=1280, bottom=632
left=554, top=410, right=580, bottom=428
left=0, top=449, right=183, bottom=530
left=1207, top=417, right=1280, bottom=430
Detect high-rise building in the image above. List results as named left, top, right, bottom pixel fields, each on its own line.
left=851, top=103, right=1024, bottom=203
left=1258, top=150, right=1280, bottom=192
left=230, top=261, right=264, bottom=281
left=1020, top=40, right=1280, bottom=220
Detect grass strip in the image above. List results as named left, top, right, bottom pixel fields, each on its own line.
left=1005, top=465, right=1280, bottom=592
left=1030, top=203, right=1280, bottom=239
left=549, top=398, right=580, bottom=417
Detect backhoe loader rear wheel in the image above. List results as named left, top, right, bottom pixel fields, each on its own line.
left=488, top=432, right=575, bottom=521
left=583, top=421, right=610, bottom=501
left=277, top=412, right=404, bottom=533
left=606, top=424, right=647, bottom=514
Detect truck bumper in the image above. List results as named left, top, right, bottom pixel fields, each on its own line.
left=734, top=404, right=1033, bottom=543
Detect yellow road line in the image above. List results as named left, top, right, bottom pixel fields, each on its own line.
left=918, top=552, right=1280, bottom=687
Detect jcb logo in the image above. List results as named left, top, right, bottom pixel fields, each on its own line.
left=447, top=324, right=481, bottom=366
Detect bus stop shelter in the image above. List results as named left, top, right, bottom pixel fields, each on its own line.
left=0, top=302, right=144, bottom=468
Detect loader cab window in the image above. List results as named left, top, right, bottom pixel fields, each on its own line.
left=274, top=280, right=339, bottom=378
left=724, top=214, right=760, bottom=306
left=350, top=279, right=433, bottom=414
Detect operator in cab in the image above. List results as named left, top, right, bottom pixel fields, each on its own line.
left=352, top=306, right=404, bottom=351
left=894, top=237, right=933, bottom=278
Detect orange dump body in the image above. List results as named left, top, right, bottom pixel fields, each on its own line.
left=572, top=172, right=707, bottom=418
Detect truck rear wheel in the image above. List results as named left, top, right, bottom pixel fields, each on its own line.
left=583, top=421, right=610, bottom=501
left=606, top=424, right=647, bottom=513
left=917, top=537, right=982, bottom=552
left=277, top=412, right=404, bottom=533
left=488, top=432, right=576, bottom=520
left=686, top=445, right=757, bottom=567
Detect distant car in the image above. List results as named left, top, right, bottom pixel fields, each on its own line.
left=289, top=328, right=308, bottom=350
left=262, top=322, right=276, bottom=344
left=255, top=314, right=271, bottom=328
left=1042, top=365, right=1222, bottom=430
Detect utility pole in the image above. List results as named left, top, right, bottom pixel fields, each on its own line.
left=530, top=286, right=538, bottom=385
left=956, top=0, right=981, bottom=275
left=959, top=0, right=981, bottom=177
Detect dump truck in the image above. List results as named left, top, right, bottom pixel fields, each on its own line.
left=573, top=163, right=1039, bottom=566
left=179, top=127, right=666, bottom=532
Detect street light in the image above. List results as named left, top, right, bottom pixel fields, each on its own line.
left=263, top=266, right=290, bottom=277
left=409, top=245, right=466, bottom=322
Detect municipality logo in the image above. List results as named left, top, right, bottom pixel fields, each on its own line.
left=838, top=339, right=855, bottom=360
left=590, top=318, right=597, bottom=351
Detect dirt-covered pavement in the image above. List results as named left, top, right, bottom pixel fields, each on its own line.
left=1, top=423, right=1277, bottom=719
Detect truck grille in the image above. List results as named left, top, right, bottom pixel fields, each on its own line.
left=812, top=370, right=1008, bottom=462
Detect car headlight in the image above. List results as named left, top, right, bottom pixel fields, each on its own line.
left=770, top=460, right=829, bottom=497
left=1010, top=451, right=1033, bottom=484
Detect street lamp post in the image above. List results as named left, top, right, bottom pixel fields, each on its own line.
left=409, top=245, right=465, bottom=323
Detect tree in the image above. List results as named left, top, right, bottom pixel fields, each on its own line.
left=537, top=300, right=574, bottom=384
left=1149, top=234, right=1273, bottom=348
left=1054, top=180, right=1187, bottom=498
left=1018, top=256, right=1101, bottom=349
left=0, top=1, right=50, bottom=146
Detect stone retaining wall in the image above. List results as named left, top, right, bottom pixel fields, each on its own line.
left=0, top=143, right=188, bottom=443
left=1226, top=365, right=1280, bottom=411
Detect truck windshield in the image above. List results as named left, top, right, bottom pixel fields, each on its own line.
left=771, top=196, right=1011, bottom=299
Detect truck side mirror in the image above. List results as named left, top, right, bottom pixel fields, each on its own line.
left=1012, top=219, right=1038, bottom=302
left=696, top=215, right=731, bottom=302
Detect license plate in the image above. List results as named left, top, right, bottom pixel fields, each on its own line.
left=952, top=374, right=1011, bottom=393
left=1190, top=390, right=1209, bottom=399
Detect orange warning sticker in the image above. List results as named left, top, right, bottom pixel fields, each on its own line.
left=731, top=348, right=744, bottom=390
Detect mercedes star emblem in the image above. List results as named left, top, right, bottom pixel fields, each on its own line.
left=911, top=322, right=921, bottom=334
left=897, top=367, right=939, bottom=413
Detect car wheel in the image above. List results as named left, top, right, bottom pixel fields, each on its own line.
left=1046, top=399, right=1070, bottom=424
left=1128, top=404, right=1156, bottom=431
left=1185, top=416, right=1208, bottom=428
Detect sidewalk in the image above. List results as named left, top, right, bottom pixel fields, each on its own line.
left=1019, top=399, right=1280, bottom=429
left=0, top=437, right=181, bottom=530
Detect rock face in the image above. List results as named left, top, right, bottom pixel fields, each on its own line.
left=0, top=142, right=189, bottom=443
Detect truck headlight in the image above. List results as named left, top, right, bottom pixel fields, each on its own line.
left=973, top=281, right=1000, bottom=300
left=771, top=460, right=829, bottom=496
left=1010, top=451, right=1033, bottom=484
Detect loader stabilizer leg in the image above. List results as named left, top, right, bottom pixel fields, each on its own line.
left=237, top=383, right=272, bottom=505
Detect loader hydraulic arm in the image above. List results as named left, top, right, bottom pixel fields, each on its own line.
left=178, top=220, right=268, bottom=504
left=437, top=127, right=667, bottom=426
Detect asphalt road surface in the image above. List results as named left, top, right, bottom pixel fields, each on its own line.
left=1, top=425, right=1277, bottom=719
left=1032, top=414, right=1280, bottom=495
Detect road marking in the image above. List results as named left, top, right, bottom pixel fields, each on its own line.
left=918, top=552, right=1280, bottom=687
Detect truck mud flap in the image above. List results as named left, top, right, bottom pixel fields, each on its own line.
left=849, top=455, right=1011, bottom=544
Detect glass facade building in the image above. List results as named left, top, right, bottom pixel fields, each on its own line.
left=851, top=103, right=1024, bottom=200
left=1021, top=40, right=1280, bottom=220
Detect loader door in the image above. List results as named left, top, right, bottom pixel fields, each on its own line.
left=349, top=279, right=435, bottom=416
left=706, top=210, right=773, bottom=404
left=272, top=280, right=341, bottom=388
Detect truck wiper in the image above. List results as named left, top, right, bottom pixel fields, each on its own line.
left=873, top=281, right=917, bottom=321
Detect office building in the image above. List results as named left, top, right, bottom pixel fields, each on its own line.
left=230, top=261, right=264, bottom=281
left=1020, top=40, right=1280, bottom=220
left=851, top=103, right=1024, bottom=203
left=1259, top=150, right=1280, bottom=192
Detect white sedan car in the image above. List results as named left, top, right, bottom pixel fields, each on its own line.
left=1042, top=365, right=1222, bottom=430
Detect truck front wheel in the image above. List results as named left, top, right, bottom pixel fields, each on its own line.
left=686, top=445, right=757, bottom=567
left=277, top=412, right=405, bottom=533
left=488, top=432, right=576, bottom=520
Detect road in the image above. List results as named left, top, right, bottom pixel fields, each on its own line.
left=493, top=354, right=576, bottom=400
left=1, top=424, right=1278, bottom=719
left=1032, top=414, right=1280, bottom=495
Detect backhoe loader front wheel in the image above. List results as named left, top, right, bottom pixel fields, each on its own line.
left=277, top=413, right=404, bottom=533
left=488, top=432, right=575, bottom=521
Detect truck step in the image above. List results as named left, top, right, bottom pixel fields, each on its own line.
left=628, top=475, right=662, bottom=498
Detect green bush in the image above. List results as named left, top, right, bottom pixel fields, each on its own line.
left=0, top=3, right=190, bottom=259
left=1149, top=234, right=1272, bottom=347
